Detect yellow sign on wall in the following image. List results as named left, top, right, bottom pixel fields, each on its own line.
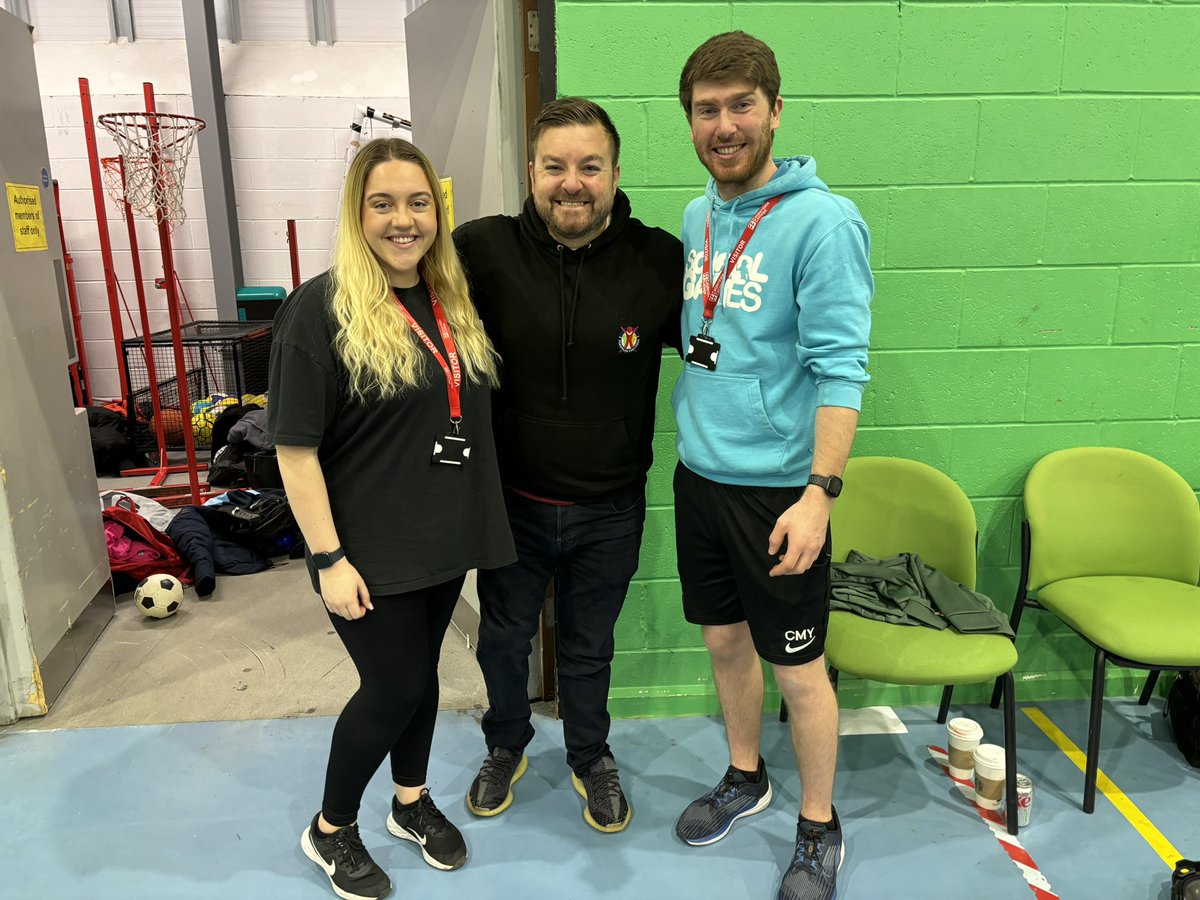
left=6, top=183, right=48, bottom=252
left=440, top=177, right=455, bottom=233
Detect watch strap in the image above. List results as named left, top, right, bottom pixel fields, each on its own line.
left=312, top=546, right=346, bottom=569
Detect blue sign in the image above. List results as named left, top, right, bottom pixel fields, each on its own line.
left=41, top=167, right=50, bottom=188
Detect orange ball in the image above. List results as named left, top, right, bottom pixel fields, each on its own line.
left=156, top=407, right=185, bottom=443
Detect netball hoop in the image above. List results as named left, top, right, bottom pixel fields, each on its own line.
left=98, top=112, right=205, bottom=229
left=93, top=97, right=207, bottom=504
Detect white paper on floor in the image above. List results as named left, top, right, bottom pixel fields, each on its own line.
left=837, top=706, right=909, bottom=735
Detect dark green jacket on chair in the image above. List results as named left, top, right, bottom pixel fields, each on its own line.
left=831, top=550, right=1014, bottom=637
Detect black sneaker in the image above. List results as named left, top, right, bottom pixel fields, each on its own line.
left=466, top=747, right=528, bottom=817
left=675, top=759, right=773, bottom=846
left=777, top=808, right=845, bottom=900
left=300, top=815, right=392, bottom=900
left=386, top=789, right=468, bottom=871
left=570, top=754, right=631, bottom=833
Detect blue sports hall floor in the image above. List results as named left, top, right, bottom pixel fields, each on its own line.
left=2, top=698, right=1195, bottom=899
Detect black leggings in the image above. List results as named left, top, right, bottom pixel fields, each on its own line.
left=320, top=575, right=463, bottom=826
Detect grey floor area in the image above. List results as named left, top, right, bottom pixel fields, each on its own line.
left=14, top=562, right=487, bottom=731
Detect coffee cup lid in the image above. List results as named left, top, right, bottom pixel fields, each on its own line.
left=948, top=717, right=983, bottom=739
left=973, top=743, right=1006, bottom=769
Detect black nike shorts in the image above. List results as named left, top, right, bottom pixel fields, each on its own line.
left=673, top=461, right=831, bottom=666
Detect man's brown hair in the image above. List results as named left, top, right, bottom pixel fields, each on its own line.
left=678, top=31, right=781, bottom=118
left=528, top=97, right=621, bottom=166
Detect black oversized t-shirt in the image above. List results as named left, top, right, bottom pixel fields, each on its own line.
left=267, top=271, right=515, bottom=595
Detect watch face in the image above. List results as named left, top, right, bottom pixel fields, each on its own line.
left=810, top=474, right=843, bottom=498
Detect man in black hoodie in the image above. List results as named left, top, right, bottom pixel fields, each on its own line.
left=453, top=97, right=683, bottom=833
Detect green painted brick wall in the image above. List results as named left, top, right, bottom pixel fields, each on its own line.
left=556, top=1, right=1200, bottom=718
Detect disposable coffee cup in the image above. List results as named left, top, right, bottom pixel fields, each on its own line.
left=973, top=743, right=1006, bottom=810
left=947, top=718, right=984, bottom=780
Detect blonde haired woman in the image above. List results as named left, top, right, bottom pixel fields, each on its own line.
left=268, top=138, right=514, bottom=900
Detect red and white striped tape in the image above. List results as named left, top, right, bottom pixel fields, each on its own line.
left=927, top=744, right=1060, bottom=900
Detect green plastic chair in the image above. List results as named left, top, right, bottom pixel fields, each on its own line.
left=783, top=456, right=1020, bottom=833
left=994, top=447, right=1200, bottom=813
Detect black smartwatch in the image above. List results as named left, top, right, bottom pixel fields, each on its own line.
left=807, top=474, right=843, bottom=498
left=312, top=547, right=346, bottom=569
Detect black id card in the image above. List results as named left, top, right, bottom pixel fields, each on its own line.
left=431, top=434, right=471, bottom=466
left=685, top=334, right=720, bottom=371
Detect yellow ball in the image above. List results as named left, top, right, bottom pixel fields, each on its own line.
left=191, top=411, right=214, bottom=443
left=241, top=393, right=268, bottom=408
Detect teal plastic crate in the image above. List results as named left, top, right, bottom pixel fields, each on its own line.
left=236, top=286, right=287, bottom=321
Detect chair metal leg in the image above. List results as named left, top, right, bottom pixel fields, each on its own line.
left=994, top=523, right=1032, bottom=710
left=937, top=685, right=954, bottom=724
left=1083, top=649, right=1106, bottom=814
left=1001, top=671, right=1018, bottom=835
left=989, top=678, right=1005, bottom=710
left=1137, top=670, right=1160, bottom=706
left=780, top=697, right=788, bottom=723
left=828, top=666, right=839, bottom=689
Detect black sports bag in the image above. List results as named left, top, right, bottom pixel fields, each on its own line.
left=1166, top=670, right=1200, bottom=768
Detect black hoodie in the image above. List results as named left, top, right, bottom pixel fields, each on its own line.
left=454, top=190, right=683, bottom=503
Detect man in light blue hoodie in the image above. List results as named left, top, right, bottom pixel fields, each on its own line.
left=670, top=32, right=872, bottom=900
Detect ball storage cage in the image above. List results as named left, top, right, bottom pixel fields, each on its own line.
left=121, top=320, right=272, bottom=456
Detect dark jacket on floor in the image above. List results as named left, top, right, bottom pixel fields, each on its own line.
left=166, top=508, right=272, bottom=597
left=453, top=190, right=683, bottom=503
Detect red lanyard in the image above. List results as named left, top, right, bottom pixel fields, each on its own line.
left=394, top=282, right=463, bottom=427
left=700, top=195, right=783, bottom=331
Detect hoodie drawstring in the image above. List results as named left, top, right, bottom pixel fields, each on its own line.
left=558, top=243, right=589, bottom=401
left=557, top=247, right=568, bottom=400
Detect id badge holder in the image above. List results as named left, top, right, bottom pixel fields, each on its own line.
left=431, top=434, right=471, bottom=465
left=685, top=334, right=720, bottom=371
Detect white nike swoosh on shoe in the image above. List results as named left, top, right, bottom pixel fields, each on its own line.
left=405, top=827, right=427, bottom=847
left=301, top=829, right=337, bottom=876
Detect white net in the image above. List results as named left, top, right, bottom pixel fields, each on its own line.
left=98, top=112, right=206, bottom=228
left=100, top=156, right=139, bottom=215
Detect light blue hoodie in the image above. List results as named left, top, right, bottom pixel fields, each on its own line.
left=672, top=156, right=873, bottom=487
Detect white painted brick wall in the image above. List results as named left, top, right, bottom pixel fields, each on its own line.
left=34, top=40, right=411, bottom=401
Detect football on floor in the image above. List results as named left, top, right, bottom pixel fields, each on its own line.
left=134, top=574, right=184, bottom=619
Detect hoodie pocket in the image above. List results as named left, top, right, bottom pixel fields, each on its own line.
left=503, top=410, right=640, bottom=492
left=673, top=369, right=789, bottom=477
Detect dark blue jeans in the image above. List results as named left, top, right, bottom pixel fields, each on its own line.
left=476, top=490, right=646, bottom=773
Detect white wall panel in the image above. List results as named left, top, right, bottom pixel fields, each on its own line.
left=130, top=0, right=184, bottom=39
left=332, top=1, right=405, bottom=42
left=238, top=0, right=309, bottom=41
left=28, top=1, right=110, bottom=41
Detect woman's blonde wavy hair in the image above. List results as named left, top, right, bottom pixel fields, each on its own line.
left=331, top=138, right=499, bottom=400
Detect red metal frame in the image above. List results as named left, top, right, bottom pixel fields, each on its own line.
left=52, top=179, right=91, bottom=406
left=82, top=79, right=207, bottom=501
left=287, top=219, right=301, bottom=289
left=79, top=77, right=129, bottom=401
left=143, top=82, right=202, bottom=505
left=115, top=156, right=169, bottom=470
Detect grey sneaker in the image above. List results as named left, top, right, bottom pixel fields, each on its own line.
left=676, top=759, right=773, bottom=846
left=300, top=815, right=392, bottom=900
left=570, top=754, right=631, bottom=833
left=466, top=747, right=528, bottom=817
left=777, top=807, right=844, bottom=900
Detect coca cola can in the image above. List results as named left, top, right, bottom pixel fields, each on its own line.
left=1009, top=773, right=1033, bottom=827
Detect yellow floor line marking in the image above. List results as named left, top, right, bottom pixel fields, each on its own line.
left=1023, top=706, right=1182, bottom=869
